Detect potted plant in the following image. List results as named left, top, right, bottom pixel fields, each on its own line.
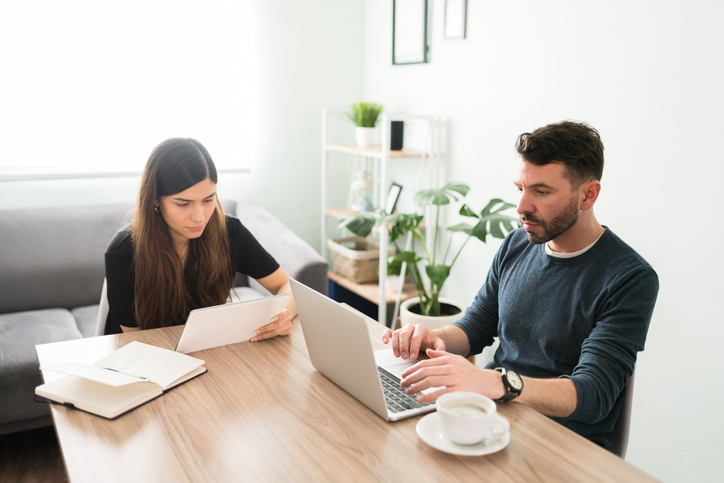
left=346, top=102, right=383, bottom=148
left=339, top=182, right=519, bottom=327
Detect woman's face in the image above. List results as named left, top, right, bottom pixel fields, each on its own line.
left=158, top=177, right=217, bottom=248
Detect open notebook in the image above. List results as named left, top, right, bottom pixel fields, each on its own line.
left=35, top=341, right=206, bottom=419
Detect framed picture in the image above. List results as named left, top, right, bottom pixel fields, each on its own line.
left=392, top=0, right=429, bottom=65
left=444, top=0, right=467, bottom=40
left=386, top=183, right=403, bottom=213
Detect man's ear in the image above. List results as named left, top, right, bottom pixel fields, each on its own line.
left=580, top=180, right=601, bottom=211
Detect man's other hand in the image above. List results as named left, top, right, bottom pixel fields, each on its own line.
left=400, top=349, right=506, bottom=403
left=382, top=323, right=446, bottom=360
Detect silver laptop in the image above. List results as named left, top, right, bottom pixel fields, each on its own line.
left=290, top=279, right=436, bottom=421
left=175, top=294, right=290, bottom=354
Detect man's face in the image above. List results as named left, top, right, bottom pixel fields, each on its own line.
left=514, top=161, right=580, bottom=245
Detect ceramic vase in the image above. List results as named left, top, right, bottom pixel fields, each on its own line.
left=355, top=127, right=375, bottom=148
left=399, top=297, right=465, bottom=329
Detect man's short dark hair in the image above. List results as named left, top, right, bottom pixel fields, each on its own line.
left=515, top=121, right=604, bottom=187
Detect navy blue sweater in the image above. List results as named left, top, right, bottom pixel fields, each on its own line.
left=453, top=227, right=658, bottom=449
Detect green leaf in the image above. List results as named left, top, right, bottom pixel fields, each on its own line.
left=471, top=221, right=488, bottom=242
left=345, top=102, right=383, bottom=127
left=338, top=213, right=378, bottom=237
left=459, top=204, right=477, bottom=218
left=386, top=255, right=404, bottom=276
left=425, top=264, right=451, bottom=289
left=387, top=213, right=424, bottom=243
left=447, top=222, right=474, bottom=235
left=469, top=212, right=520, bottom=243
left=391, top=251, right=422, bottom=265
left=444, top=183, right=470, bottom=197
left=414, top=182, right=470, bottom=207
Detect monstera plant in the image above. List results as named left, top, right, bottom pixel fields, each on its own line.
left=339, top=182, right=520, bottom=318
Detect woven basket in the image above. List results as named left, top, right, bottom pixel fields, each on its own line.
left=328, top=237, right=395, bottom=284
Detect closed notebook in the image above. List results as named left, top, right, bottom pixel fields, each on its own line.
left=35, top=341, right=206, bottom=419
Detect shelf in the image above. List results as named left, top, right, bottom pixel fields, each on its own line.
left=327, top=271, right=418, bottom=306
left=326, top=209, right=426, bottom=236
left=325, top=208, right=359, bottom=219
left=322, top=111, right=445, bottom=325
left=325, top=144, right=422, bottom=159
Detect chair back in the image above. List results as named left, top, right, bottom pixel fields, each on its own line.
left=95, top=278, right=110, bottom=336
left=610, top=369, right=636, bottom=459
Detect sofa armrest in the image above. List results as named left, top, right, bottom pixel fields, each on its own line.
left=235, top=203, right=327, bottom=295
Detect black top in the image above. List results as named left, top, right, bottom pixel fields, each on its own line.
left=104, top=214, right=279, bottom=334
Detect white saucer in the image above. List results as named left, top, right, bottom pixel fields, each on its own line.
left=415, top=412, right=510, bottom=456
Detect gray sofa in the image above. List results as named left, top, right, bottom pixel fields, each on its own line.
left=0, top=201, right=326, bottom=435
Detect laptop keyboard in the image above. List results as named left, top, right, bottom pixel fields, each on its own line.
left=377, top=366, right=435, bottom=413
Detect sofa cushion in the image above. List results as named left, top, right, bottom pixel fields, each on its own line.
left=0, top=309, right=83, bottom=425
left=71, top=304, right=101, bottom=338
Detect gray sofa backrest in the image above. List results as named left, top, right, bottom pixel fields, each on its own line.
left=0, top=201, right=242, bottom=314
left=0, top=204, right=135, bottom=313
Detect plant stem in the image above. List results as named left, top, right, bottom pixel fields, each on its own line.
left=442, top=233, right=453, bottom=266
left=414, top=228, right=431, bottom=261
left=448, top=234, right=472, bottom=271
left=432, top=205, right=441, bottom=265
left=430, top=290, right=440, bottom=317
left=407, top=263, right=427, bottom=305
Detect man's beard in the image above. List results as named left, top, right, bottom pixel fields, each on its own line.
left=520, top=193, right=580, bottom=244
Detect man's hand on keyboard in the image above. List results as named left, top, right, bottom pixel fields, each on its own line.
left=399, top=349, right=503, bottom=403
left=382, top=323, right=446, bottom=361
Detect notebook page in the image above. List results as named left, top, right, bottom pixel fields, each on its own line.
left=40, top=362, right=148, bottom=387
left=94, top=341, right=205, bottom=389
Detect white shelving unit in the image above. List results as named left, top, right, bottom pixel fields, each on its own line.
left=321, top=110, right=446, bottom=325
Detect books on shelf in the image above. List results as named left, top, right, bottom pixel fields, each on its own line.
left=35, top=341, right=206, bottom=419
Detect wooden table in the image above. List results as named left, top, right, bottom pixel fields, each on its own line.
left=36, top=317, right=656, bottom=482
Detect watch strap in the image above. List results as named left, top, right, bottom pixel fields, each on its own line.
left=495, top=367, right=522, bottom=402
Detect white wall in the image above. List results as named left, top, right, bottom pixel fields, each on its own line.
left=362, top=0, right=723, bottom=481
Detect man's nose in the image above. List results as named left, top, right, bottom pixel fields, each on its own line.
left=516, top=192, right=533, bottom=215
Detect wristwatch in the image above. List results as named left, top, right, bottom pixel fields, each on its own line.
left=495, top=367, right=523, bottom=401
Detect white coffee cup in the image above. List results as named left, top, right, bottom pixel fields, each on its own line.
left=436, top=392, right=510, bottom=445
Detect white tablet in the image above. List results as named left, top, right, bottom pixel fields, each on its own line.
left=175, top=294, right=291, bottom=354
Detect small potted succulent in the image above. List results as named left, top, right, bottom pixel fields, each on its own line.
left=340, top=182, right=519, bottom=327
left=346, top=102, right=383, bottom=148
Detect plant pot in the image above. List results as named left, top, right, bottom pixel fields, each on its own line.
left=400, top=297, right=465, bottom=330
left=355, top=127, right=375, bottom=148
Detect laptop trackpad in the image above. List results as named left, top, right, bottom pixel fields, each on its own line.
left=374, top=349, right=441, bottom=395
left=374, top=349, right=416, bottom=378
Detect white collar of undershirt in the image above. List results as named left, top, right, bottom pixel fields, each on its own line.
left=545, top=230, right=605, bottom=258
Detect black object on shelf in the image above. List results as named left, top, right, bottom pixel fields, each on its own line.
left=391, top=121, right=404, bottom=151
left=328, top=280, right=396, bottom=327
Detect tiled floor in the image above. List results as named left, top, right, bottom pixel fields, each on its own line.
left=0, top=426, right=68, bottom=483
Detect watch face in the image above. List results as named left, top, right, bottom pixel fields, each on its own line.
left=507, top=370, right=523, bottom=391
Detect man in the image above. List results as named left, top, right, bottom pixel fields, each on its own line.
left=384, top=121, right=659, bottom=449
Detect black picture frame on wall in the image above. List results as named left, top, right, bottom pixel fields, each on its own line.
left=392, top=0, right=429, bottom=65
left=386, top=183, right=403, bottom=213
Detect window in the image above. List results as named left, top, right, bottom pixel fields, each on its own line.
left=0, top=1, right=260, bottom=177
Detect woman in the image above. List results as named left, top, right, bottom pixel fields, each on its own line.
left=105, top=138, right=296, bottom=338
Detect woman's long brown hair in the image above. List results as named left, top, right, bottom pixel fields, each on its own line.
left=131, top=138, right=233, bottom=330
